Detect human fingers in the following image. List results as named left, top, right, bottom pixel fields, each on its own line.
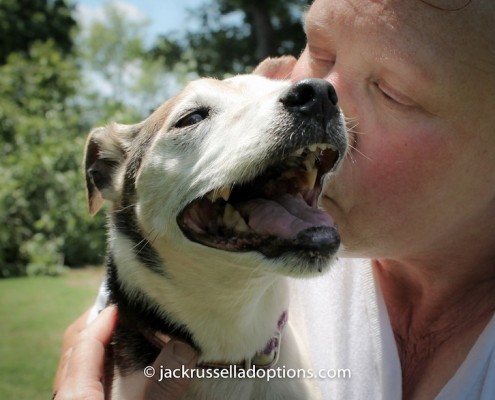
left=54, top=306, right=118, bottom=400
left=143, top=340, right=198, bottom=400
left=53, top=307, right=93, bottom=392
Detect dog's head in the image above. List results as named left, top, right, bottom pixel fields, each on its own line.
left=85, top=57, right=347, bottom=277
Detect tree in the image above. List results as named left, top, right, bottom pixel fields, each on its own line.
left=0, top=0, right=76, bottom=65
left=151, top=0, right=310, bottom=77
left=77, top=2, right=184, bottom=124
left=0, top=40, right=108, bottom=278
left=0, top=1, right=107, bottom=277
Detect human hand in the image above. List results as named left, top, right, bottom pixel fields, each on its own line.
left=53, top=306, right=198, bottom=399
left=53, top=306, right=117, bottom=399
left=142, top=340, right=198, bottom=399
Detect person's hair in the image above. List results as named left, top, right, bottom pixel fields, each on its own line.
left=420, top=0, right=472, bottom=11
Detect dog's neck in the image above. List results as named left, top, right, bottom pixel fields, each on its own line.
left=141, top=311, right=288, bottom=370
left=111, top=232, right=291, bottom=363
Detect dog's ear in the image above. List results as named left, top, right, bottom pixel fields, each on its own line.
left=84, top=122, right=143, bottom=215
left=252, top=56, right=297, bottom=80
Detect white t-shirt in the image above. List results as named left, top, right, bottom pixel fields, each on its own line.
left=92, top=258, right=495, bottom=399
left=290, top=258, right=495, bottom=399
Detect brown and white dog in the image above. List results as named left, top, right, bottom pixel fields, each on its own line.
left=84, top=57, right=347, bottom=399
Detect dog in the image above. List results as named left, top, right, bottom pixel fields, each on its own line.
left=84, top=56, right=347, bottom=399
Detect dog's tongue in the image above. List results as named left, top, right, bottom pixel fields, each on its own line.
left=237, top=194, right=334, bottom=240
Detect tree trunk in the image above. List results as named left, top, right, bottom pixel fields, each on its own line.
left=250, top=7, right=276, bottom=61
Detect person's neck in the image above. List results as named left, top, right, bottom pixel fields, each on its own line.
left=374, top=256, right=495, bottom=331
left=374, top=256, right=495, bottom=399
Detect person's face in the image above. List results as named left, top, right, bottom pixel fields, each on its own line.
left=292, top=0, right=495, bottom=260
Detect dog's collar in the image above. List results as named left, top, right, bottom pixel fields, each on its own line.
left=142, top=311, right=288, bottom=370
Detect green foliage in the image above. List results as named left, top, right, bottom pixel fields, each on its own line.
left=0, top=0, right=76, bottom=65
left=76, top=2, right=182, bottom=125
left=77, top=2, right=147, bottom=104
left=0, top=40, right=107, bottom=278
left=152, top=0, right=309, bottom=77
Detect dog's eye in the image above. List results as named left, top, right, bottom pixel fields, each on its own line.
left=175, top=109, right=209, bottom=128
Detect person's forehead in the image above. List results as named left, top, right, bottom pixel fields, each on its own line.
left=305, top=0, right=494, bottom=65
left=305, top=0, right=495, bottom=106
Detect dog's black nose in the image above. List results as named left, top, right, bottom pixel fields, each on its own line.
left=280, top=79, right=338, bottom=118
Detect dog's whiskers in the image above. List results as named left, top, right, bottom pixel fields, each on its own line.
left=343, top=143, right=374, bottom=167
left=341, top=119, right=373, bottom=163
left=132, top=237, right=151, bottom=255
left=118, top=202, right=138, bottom=213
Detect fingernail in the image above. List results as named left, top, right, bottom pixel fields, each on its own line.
left=172, top=341, right=196, bottom=364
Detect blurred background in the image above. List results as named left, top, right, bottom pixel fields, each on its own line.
left=0, top=0, right=308, bottom=398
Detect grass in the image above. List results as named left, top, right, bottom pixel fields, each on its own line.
left=0, top=267, right=105, bottom=400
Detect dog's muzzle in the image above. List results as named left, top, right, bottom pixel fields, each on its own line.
left=178, top=79, right=346, bottom=264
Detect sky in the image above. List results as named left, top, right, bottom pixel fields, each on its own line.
left=74, top=0, right=207, bottom=45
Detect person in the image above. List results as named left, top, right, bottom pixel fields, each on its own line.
left=53, top=0, right=495, bottom=398
left=52, top=306, right=198, bottom=399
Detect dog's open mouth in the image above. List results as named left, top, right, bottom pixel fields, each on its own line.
left=177, top=144, right=341, bottom=258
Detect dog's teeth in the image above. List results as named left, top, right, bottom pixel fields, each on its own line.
left=207, top=191, right=219, bottom=202
left=234, top=217, right=250, bottom=232
left=306, top=168, right=318, bottom=190
left=223, top=203, right=235, bottom=224
left=222, top=203, right=250, bottom=232
left=220, top=186, right=231, bottom=202
left=309, top=144, right=318, bottom=152
left=290, top=148, right=304, bottom=157
left=206, top=186, right=231, bottom=202
left=303, top=153, right=317, bottom=171
left=223, top=203, right=240, bottom=227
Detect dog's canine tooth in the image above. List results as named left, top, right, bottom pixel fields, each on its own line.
left=308, top=144, right=318, bottom=152
left=206, top=186, right=231, bottom=202
left=303, top=153, right=317, bottom=171
left=220, top=186, right=231, bottom=202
